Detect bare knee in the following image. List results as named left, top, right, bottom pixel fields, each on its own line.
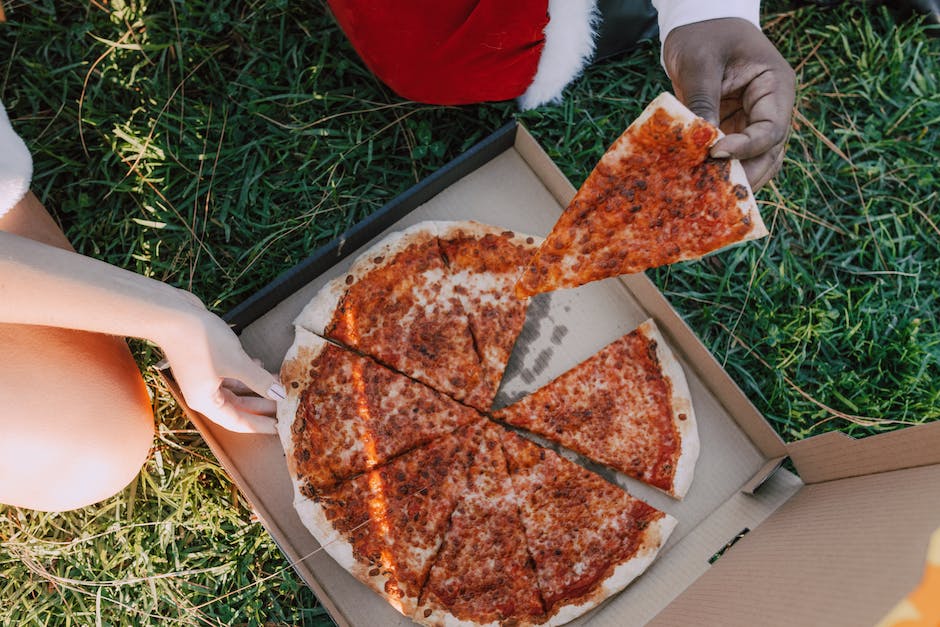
left=0, top=417, right=154, bottom=512
left=0, top=324, right=155, bottom=511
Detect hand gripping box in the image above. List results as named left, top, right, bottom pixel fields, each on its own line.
left=162, top=122, right=940, bottom=626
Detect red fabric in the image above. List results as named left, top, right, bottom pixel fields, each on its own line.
left=327, top=0, right=549, bottom=105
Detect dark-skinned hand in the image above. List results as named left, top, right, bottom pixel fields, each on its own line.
left=663, top=18, right=796, bottom=190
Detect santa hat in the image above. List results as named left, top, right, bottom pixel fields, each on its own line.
left=327, top=0, right=599, bottom=110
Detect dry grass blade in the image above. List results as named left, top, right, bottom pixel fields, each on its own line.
left=792, top=108, right=855, bottom=166
left=79, top=29, right=134, bottom=157
left=716, top=321, right=921, bottom=431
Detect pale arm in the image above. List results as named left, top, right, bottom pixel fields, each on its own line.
left=0, top=230, right=283, bottom=434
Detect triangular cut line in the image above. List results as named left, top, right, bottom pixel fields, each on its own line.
left=284, top=331, right=487, bottom=493
left=414, top=423, right=546, bottom=625
left=398, top=424, right=480, bottom=611
left=305, top=328, right=490, bottom=417
left=495, top=432, right=550, bottom=615
left=412, top=459, right=468, bottom=618
left=435, top=234, right=492, bottom=399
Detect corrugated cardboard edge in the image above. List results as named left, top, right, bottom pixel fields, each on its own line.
left=156, top=368, right=352, bottom=627
left=787, top=419, right=940, bottom=484
left=740, top=456, right=787, bottom=495
left=513, top=124, right=789, bottom=464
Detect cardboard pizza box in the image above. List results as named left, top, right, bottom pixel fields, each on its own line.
left=160, top=122, right=940, bottom=626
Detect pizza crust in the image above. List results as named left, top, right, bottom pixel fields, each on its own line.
left=728, top=157, right=768, bottom=241
left=434, top=220, right=543, bottom=251
left=276, top=328, right=409, bottom=610
left=276, top=329, right=348, bottom=562
left=636, top=318, right=700, bottom=499
left=292, top=221, right=445, bottom=334
left=543, top=513, right=678, bottom=626
left=291, top=273, right=348, bottom=336
left=277, top=326, right=327, bottom=478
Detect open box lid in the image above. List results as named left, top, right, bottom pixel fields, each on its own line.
left=161, top=123, right=939, bottom=626
left=650, top=421, right=940, bottom=626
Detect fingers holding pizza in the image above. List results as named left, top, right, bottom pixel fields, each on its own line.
left=663, top=17, right=796, bottom=190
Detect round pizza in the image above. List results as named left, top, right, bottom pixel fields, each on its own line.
left=277, top=220, right=696, bottom=625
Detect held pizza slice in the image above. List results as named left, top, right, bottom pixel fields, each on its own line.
left=516, top=92, right=767, bottom=298
left=500, top=430, right=677, bottom=625
left=492, top=319, right=698, bottom=499
left=292, top=221, right=491, bottom=409
left=298, top=421, right=485, bottom=618
left=278, top=328, right=482, bottom=493
left=416, top=422, right=545, bottom=626
left=436, top=222, right=542, bottom=410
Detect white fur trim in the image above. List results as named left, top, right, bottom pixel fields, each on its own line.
left=518, top=0, right=599, bottom=110
left=0, top=102, right=33, bottom=219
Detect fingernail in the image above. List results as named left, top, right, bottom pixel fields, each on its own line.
left=711, top=150, right=731, bottom=159
left=267, top=382, right=287, bottom=401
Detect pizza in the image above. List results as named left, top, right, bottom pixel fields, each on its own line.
left=294, top=221, right=538, bottom=411
left=278, top=219, right=696, bottom=625
left=516, top=91, right=768, bottom=298
left=492, top=319, right=698, bottom=499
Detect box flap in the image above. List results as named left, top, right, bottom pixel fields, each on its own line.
left=650, top=463, right=940, bottom=627
left=788, top=420, right=940, bottom=484
left=740, top=456, right=787, bottom=495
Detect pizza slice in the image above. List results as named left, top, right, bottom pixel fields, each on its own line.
left=293, top=221, right=490, bottom=409
left=500, top=429, right=676, bottom=623
left=300, top=421, right=484, bottom=618
left=416, top=422, right=545, bottom=626
left=436, top=222, right=541, bottom=409
left=278, top=327, right=482, bottom=493
left=493, top=319, right=698, bottom=498
left=516, top=92, right=767, bottom=298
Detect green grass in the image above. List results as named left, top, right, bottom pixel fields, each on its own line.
left=1, top=0, right=938, bottom=623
